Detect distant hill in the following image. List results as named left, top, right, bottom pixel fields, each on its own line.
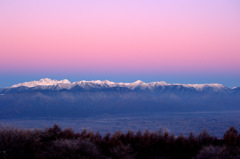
left=0, top=78, right=240, bottom=118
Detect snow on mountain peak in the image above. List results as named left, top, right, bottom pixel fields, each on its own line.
left=133, top=80, right=144, bottom=84
left=39, top=78, right=54, bottom=83
left=177, top=83, right=224, bottom=91
left=11, top=78, right=71, bottom=88
left=150, top=81, right=169, bottom=86
left=73, top=80, right=115, bottom=88
left=10, top=78, right=227, bottom=91
left=60, top=79, right=71, bottom=84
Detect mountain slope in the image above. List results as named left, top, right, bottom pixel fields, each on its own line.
left=0, top=78, right=239, bottom=118
left=1, top=78, right=231, bottom=93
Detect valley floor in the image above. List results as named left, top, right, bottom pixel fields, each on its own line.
left=1, top=111, right=240, bottom=138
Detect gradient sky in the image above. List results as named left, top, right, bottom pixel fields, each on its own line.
left=0, top=0, right=240, bottom=88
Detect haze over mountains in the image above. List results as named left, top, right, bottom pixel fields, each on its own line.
left=0, top=78, right=240, bottom=118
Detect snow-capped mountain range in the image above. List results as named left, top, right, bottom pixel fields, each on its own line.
left=1, top=78, right=240, bottom=118
left=10, top=78, right=226, bottom=91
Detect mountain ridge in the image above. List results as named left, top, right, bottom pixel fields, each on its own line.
left=8, top=78, right=229, bottom=91
left=0, top=78, right=239, bottom=118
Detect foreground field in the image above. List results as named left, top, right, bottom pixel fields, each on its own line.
left=0, top=125, right=240, bottom=159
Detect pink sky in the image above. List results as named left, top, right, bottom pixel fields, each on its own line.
left=0, top=0, right=240, bottom=87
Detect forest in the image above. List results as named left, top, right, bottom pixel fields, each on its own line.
left=0, top=124, right=239, bottom=159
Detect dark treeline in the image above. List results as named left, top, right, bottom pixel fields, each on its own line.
left=0, top=125, right=240, bottom=159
